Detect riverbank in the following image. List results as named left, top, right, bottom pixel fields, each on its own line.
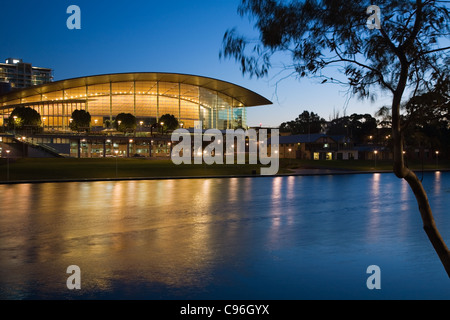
left=0, top=157, right=448, bottom=184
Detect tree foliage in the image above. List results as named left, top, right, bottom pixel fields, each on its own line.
left=8, top=106, right=41, bottom=131
left=115, top=113, right=137, bottom=132
left=327, top=113, right=377, bottom=144
left=402, top=88, right=450, bottom=153
left=221, top=0, right=450, bottom=276
left=70, top=109, right=91, bottom=132
left=280, top=110, right=325, bottom=134
left=158, top=114, right=179, bottom=132
left=221, top=0, right=449, bottom=98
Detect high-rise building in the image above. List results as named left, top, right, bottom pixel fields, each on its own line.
left=0, top=58, right=53, bottom=90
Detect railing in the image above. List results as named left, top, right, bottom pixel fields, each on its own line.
left=13, top=137, right=66, bottom=158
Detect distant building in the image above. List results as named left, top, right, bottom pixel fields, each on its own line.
left=0, top=58, right=53, bottom=91
left=270, top=133, right=358, bottom=160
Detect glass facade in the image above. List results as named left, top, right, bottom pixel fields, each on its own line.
left=0, top=74, right=264, bottom=130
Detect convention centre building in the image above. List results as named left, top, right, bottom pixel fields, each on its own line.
left=0, top=72, right=272, bottom=158
left=0, top=72, right=271, bottom=131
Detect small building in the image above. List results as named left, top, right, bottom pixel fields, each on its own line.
left=271, top=133, right=358, bottom=160
left=355, top=145, right=390, bottom=160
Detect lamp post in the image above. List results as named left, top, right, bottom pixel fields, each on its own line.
left=115, top=149, right=119, bottom=177
left=160, top=122, right=164, bottom=135
left=129, top=139, right=133, bottom=157
left=6, top=150, right=10, bottom=181
left=436, top=151, right=439, bottom=170
left=21, top=136, right=26, bottom=158
left=13, top=116, right=17, bottom=136
left=374, top=150, right=378, bottom=168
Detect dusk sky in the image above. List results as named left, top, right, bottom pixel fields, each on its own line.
left=2, top=0, right=393, bottom=127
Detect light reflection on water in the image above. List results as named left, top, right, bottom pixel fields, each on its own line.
left=0, top=172, right=449, bottom=299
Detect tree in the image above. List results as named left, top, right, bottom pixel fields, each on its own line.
left=280, top=110, right=325, bottom=134
left=158, top=114, right=179, bottom=133
left=70, top=109, right=91, bottom=132
left=115, top=113, right=137, bottom=133
left=221, top=0, right=450, bottom=276
left=403, top=88, right=450, bottom=130
left=8, top=106, right=41, bottom=133
left=403, top=88, right=450, bottom=155
left=328, top=113, right=377, bottom=144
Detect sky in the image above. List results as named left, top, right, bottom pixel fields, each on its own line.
left=1, top=0, right=394, bottom=127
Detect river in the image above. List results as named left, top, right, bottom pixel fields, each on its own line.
left=0, top=172, right=449, bottom=299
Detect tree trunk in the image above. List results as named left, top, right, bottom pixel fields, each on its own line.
left=403, top=170, right=450, bottom=277
left=391, top=91, right=450, bottom=277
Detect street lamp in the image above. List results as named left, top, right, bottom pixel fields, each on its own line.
left=21, top=136, right=26, bottom=158
left=436, top=151, right=439, bottom=169
left=160, top=122, right=164, bottom=135
left=115, top=149, right=119, bottom=177
left=13, top=116, right=17, bottom=136
left=5, top=150, right=10, bottom=181
left=129, top=139, right=134, bottom=157
left=374, top=150, right=378, bottom=168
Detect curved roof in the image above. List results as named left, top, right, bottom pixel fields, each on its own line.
left=0, top=72, right=272, bottom=107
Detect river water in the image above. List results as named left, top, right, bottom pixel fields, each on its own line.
left=1, top=172, right=449, bottom=299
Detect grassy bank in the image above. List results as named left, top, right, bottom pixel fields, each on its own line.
left=0, top=157, right=447, bottom=182
left=0, top=158, right=269, bottom=182
left=279, top=158, right=448, bottom=172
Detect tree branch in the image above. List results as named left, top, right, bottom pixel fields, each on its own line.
left=401, top=0, right=424, bottom=51
left=328, top=48, right=396, bottom=93
left=417, top=46, right=450, bottom=57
